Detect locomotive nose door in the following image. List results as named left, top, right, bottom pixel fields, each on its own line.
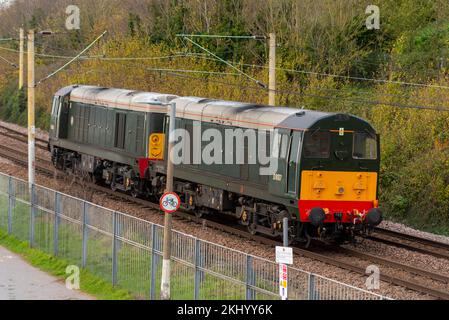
left=331, top=128, right=353, bottom=163
left=50, top=94, right=70, bottom=140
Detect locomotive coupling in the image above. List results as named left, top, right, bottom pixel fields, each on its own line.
left=365, top=208, right=383, bottom=226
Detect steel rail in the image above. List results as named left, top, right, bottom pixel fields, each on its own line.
left=334, top=246, right=449, bottom=284
left=0, top=123, right=49, bottom=144
left=369, top=227, right=449, bottom=260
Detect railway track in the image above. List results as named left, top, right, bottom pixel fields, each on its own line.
left=1, top=129, right=449, bottom=299
left=0, top=144, right=54, bottom=175
left=0, top=123, right=48, bottom=150
left=369, top=227, right=449, bottom=260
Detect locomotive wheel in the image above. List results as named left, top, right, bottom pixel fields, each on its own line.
left=195, top=210, right=203, bottom=218
left=248, top=223, right=257, bottom=235
left=92, top=174, right=102, bottom=185
left=111, top=182, right=117, bottom=192
left=195, top=207, right=208, bottom=219
left=130, top=187, right=139, bottom=198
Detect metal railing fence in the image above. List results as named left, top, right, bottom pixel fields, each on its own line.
left=0, top=172, right=387, bottom=300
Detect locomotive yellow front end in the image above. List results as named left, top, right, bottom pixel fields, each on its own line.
left=296, top=116, right=382, bottom=242
left=299, top=170, right=382, bottom=228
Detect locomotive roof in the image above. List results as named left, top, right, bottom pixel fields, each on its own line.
left=67, top=85, right=178, bottom=107
left=61, top=85, right=375, bottom=132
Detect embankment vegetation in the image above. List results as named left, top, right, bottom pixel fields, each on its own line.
left=0, top=0, right=448, bottom=233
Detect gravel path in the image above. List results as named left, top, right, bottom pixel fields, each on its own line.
left=0, top=246, right=93, bottom=300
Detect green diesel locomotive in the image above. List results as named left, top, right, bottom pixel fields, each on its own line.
left=49, top=85, right=382, bottom=245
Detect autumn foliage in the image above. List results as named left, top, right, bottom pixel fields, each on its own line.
left=0, top=0, right=448, bottom=233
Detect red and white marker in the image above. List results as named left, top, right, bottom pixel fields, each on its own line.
left=159, top=192, right=181, bottom=214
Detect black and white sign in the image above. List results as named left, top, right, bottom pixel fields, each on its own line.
left=275, top=246, right=293, bottom=265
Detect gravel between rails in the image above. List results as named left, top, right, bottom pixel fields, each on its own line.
left=343, top=238, right=449, bottom=277
left=379, top=220, right=449, bottom=246
left=0, top=120, right=445, bottom=300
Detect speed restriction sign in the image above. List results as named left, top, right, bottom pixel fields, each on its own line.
left=160, top=192, right=181, bottom=214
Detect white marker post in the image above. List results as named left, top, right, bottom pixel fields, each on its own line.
left=160, top=102, right=177, bottom=300
left=27, top=29, right=35, bottom=187
left=276, top=217, right=293, bottom=300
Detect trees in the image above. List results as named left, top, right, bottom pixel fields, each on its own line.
left=0, top=0, right=448, bottom=232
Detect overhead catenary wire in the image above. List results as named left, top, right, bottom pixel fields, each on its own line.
left=160, top=71, right=449, bottom=112
left=181, top=52, right=449, bottom=90
left=35, top=52, right=103, bottom=60
left=0, top=45, right=18, bottom=53
left=36, top=30, right=108, bottom=86
left=5, top=39, right=446, bottom=89
left=181, top=36, right=268, bottom=89
left=68, top=64, right=449, bottom=112
left=176, top=33, right=266, bottom=40
left=143, top=67, right=241, bottom=76
left=97, top=55, right=448, bottom=104
left=3, top=40, right=447, bottom=90
left=0, top=53, right=17, bottom=68
left=94, top=53, right=199, bottom=61
left=0, top=46, right=212, bottom=61
left=0, top=46, right=100, bottom=60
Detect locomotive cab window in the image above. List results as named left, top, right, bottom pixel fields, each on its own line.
left=353, top=132, right=377, bottom=160
left=114, top=113, right=127, bottom=149
left=51, top=97, right=60, bottom=115
left=303, top=131, right=330, bottom=158
left=287, top=131, right=302, bottom=194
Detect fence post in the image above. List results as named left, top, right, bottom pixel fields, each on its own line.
left=246, top=255, right=255, bottom=300
left=7, top=176, right=13, bottom=235
left=112, top=211, right=118, bottom=286
left=150, top=223, right=158, bottom=300
left=29, top=184, right=35, bottom=247
left=54, top=192, right=60, bottom=256
left=82, top=201, right=88, bottom=268
left=194, top=238, right=202, bottom=300
left=308, top=273, right=315, bottom=300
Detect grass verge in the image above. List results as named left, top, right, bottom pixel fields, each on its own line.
left=0, top=229, right=133, bottom=300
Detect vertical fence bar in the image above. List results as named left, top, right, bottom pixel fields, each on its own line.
left=246, top=255, right=255, bottom=300
left=308, top=273, right=315, bottom=300
left=150, top=223, right=157, bottom=300
left=29, top=184, right=35, bottom=247
left=7, top=176, right=13, bottom=234
left=112, top=211, right=118, bottom=286
left=194, top=238, right=201, bottom=300
left=53, top=192, right=60, bottom=256
left=82, top=201, right=88, bottom=268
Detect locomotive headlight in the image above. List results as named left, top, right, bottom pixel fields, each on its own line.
left=151, top=135, right=160, bottom=144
